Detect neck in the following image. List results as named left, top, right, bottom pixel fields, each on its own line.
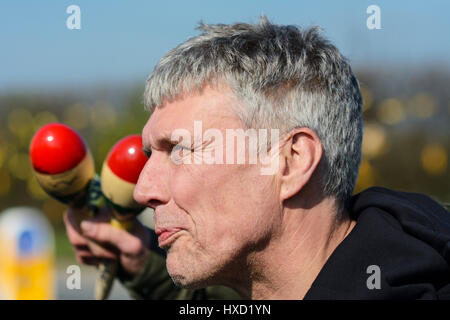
left=234, top=197, right=355, bottom=300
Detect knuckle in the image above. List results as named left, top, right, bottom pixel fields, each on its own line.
left=85, top=223, right=101, bottom=239
left=127, top=238, right=143, bottom=255
left=67, top=229, right=87, bottom=246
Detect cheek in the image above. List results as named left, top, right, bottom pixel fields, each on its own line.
left=225, top=183, right=279, bottom=244
left=170, top=164, right=206, bottom=211
left=170, top=165, right=217, bottom=240
left=170, top=163, right=279, bottom=250
left=170, top=163, right=238, bottom=219
left=223, top=171, right=280, bottom=241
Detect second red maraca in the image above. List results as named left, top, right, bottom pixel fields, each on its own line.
left=95, top=135, right=148, bottom=300
left=100, top=134, right=148, bottom=223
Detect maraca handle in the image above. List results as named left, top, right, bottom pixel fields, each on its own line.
left=95, top=260, right=119, bottom=300
left=94, top=218, right=134, bottom=300
left=79, top=174, right=118, bottom=300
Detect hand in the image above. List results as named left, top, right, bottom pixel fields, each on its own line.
left=63, top=205, right=151, bottom=277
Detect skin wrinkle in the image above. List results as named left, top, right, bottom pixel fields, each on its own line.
left=269, top=233, right=324, bottom=298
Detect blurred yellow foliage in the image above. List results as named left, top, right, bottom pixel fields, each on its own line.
left=408, top=93, right=437, bottom=119
left=0, top=140, right=5, bottom=169
left=8, top=108, right=35, bottom=148
left=421, top=144, right=448, bottom=175
left=63, top=103, right=89, bottom=130
left=8, top=153, right=31, bottom=180
left=0, top=169, right=11, bottom=197
left=41, top=199, right=66, bottom=225
left=33, top=111, right=58, bottom=132
left=355, top=159, right=375, bottom=192
left=90, top=101, right=117, bottom=131
left=362, top=122, right=388, bottom=159
left=377, top=98, right=406, bottom=125
left=27, top=175, right=49, bottom=201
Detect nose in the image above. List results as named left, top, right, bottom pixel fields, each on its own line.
left=133, top=151, right=170, bottom=209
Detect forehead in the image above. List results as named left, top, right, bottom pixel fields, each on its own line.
left=143, top=86, right=244, bottom=145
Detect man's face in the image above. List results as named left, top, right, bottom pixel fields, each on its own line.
left=134, top=85, right=281, bottom=288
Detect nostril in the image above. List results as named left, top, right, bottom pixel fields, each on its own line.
left=148, top=199, right=164, bottom=210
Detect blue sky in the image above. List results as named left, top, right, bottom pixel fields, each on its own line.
left=0, top=0, right=449, bottom=91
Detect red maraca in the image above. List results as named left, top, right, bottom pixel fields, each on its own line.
left=101, top=134, right=147, bottom=221
left=29, top=123, right=95, bottom=206
left=96, top=134, right=147, bottom=300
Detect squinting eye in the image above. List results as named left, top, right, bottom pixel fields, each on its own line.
left=170, top=142, right=191, bottom=151
left=171, top=144, right=187, bottom=153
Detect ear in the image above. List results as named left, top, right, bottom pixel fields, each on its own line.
left=278, top=128, right=322, bottom=201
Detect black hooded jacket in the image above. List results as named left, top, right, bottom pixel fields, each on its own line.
left=304, top=186, right=450, bottom=299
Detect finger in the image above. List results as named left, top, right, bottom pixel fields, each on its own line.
left=64, top=208, right=117, bottom=259
left=85, top=240, right=119, bottom=260
left=81, top=220, right=144, bottom=256
left=63, top=209, right=90, bottom=248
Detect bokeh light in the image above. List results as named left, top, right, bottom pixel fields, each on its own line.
left=33, top=111, right=58, bottom=132
left=3, top=141, right=18, bottom=165
left=0, top=169, right=11, bottom=197
left=362, top=122, right=388, bottom=159
left=27, top=175, right=49, bottom=201
left=407, top=93, right=437, bottom=119
left=90, top=101, right=117, bottom=131
left=63, top=103, right=90, bottom=130
left=421, top=144, right=448, bottom=176
left=377, top=98, right=406, bottom=125
left=8, top=153, right=32, bottom=180
left=355, top=159, right=376, bottom=192
left=41, top=199, right=67, bottom=225
left=8, top=108, right=33, bottom=138
left=0, top=139, right=6, bottom=169
left=8, top=108, right=34, bottom=148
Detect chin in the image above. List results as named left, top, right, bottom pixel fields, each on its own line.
left=167, top=266, right=212, bottom=289
left=166, top=248, right=216, bottom=289
left=169, top=274, right=202, bottom=289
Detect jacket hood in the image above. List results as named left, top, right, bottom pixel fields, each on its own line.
left=304, top=186, right=450, bottom=300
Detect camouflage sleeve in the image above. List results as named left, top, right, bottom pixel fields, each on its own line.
left=117, top=228, right=241, bottom=300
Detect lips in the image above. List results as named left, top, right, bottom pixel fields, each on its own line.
left=155, top=227, right=183, bottom=247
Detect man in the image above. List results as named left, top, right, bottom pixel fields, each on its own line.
left=64, top=16, right=450, bottom=299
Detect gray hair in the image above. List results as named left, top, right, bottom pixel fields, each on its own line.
left=144, top=16, right=363, bottom=214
